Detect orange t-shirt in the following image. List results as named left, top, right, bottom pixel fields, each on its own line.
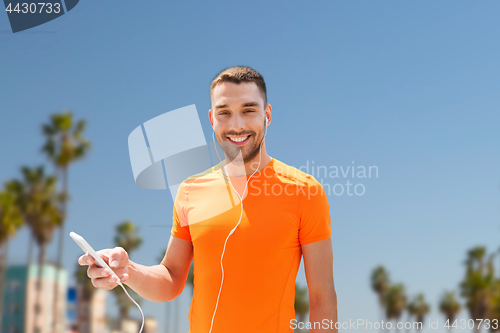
left=170, top=157, right=332, bottom=333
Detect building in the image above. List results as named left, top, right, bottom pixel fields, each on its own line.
left=76, top=287, right=108, bottom=333
left=67, top=287, right=77, bottom=328
left=109, top=316, right=158, bottom=333
left=1, top=263, right=67, bottom=333
left=144, top=317, right=157, bottom=333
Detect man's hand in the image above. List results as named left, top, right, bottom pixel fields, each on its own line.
left=77, top=247, right=130, bottom=290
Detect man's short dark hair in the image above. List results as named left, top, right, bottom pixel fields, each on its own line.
left=210, top=66, right=267, bottom=107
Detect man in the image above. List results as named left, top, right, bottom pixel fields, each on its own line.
left=79, top=66, right=338, bottom=333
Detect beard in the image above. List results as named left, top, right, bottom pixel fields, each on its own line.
left=216, top=119, right=266, bottom=166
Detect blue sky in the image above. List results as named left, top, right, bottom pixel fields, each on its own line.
left=1, top=1, right=500, bottom=332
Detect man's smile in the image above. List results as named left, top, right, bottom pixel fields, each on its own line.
left=227, top=134, right=251, bottom=145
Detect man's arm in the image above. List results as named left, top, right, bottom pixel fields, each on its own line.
left=127, top=234, right=193, bottom=302
left=302, top=237, right=338, bottom=332
left=79, top=235, right=193, bottom=303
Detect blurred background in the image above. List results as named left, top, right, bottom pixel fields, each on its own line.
left=1, top=1, right=500, bottom=332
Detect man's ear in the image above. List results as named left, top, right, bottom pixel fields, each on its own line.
left=209, top=109, right=213, bottom=127
left=265, top=104, right=272, bottom=126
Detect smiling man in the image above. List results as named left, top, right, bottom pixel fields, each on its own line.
left=210, top=71, right=270, bottom=173
left=78, top=66, right=338, bottom=333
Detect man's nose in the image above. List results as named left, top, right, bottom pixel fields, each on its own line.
left=229, top=115, right=245, bottom=132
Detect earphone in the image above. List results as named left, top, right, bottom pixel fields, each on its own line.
left=209, top=113, right=268, bottom=333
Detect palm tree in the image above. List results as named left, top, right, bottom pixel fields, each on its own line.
left=385, top=283, right=407, bottom=333
left=490, top=247, right=500, bottom=333
left=439, top=290, right=461, bottom=333
left=407, top=293, right=430, bottom=331
left=174, top=293, right=180, bottom=333
left=157, top=248, right=191, bottom=333
left=114, top=220, right=143, bottom=260
left=187, top=262, right=194, bottom=294
left=165, top=296, right=171, bottom=333
left=294, top=283, right=309, bottom=332
left=40, top=111, right=91, bottom=331
left=460, top=246, right=496, bottom=333
left=487, top=279, right=500, bottom=332
left=113, top=220, right=142, bottom=325
left=406, top=299, right=416, bottom=333
left=74, top=257, right=101, bottom=333
left=75, top=256, right=98, bottom=302
left=19, top=165, right=65, bottom=333
left=0, top=181, right=24, bottom=330
left=371, top=266, right=391, bottom=329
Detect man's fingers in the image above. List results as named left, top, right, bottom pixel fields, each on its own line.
left=109, top=248, right=121, bottom=268
left=107, top=275, right=119, bottom=283
left=77, top=248, right=126, bottom=291
left=77, top=249, right=117, bottom=268
left=78, top=254, right=94, bottom=266
left=88, top=265, right=128, bottom=280
left=109, top=247, right=128, bottom=268
left=87, top=249, right=115, bottom=268
left=91, top=276, right=118, bottom=290
left=87, top=266, right=112, bottom=279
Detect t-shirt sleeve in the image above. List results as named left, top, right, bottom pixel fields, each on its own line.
left=298, top=178, right=332, bottom=245
left=171, top=205, right=191, bottom=241
left=170, top=183, right=192, bottom=241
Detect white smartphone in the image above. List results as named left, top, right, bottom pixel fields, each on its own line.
left=69, top=231, right=121, bottom=284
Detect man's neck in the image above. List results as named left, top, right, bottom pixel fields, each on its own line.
left=222, top=154, right=272, bottom=177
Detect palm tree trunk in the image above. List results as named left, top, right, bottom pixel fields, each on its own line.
left=28, top=233, right=33, bottom=265
left=120, top=306, right=127, bottom=330
left=0, top=241, right=8, bottom=331
left=298, top=314, right=305, bottom=332
left=473, top=319, right=479, bottom=333
left=174, top=296, right=180, bottom=333
left=165, top=301, right=170, bottom=333
left=52, top=167, right=67, bottom=333
left=34, top=244, right=46, bottom=333
left=378, top=304, right=384, bottom=333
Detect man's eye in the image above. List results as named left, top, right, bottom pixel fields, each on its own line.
left=219, top=112, right=229, bottom=115
left=245, top=110, right=255, bottom=112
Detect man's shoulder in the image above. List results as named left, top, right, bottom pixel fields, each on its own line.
left=173, top=163, right=222, bottom=208
left=180, top=163, right=221, bottom=185
left=272, top=158, right=321, bottom=187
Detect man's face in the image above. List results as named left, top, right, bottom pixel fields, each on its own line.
left=210, top=81, right=269, bottom=164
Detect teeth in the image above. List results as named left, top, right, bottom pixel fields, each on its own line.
left=229, top=135, right=250, bottom=142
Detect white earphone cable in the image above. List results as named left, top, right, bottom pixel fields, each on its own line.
left=118, top=281, right=144, bottom=333
left=208, top=119, right=268, bottom=333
